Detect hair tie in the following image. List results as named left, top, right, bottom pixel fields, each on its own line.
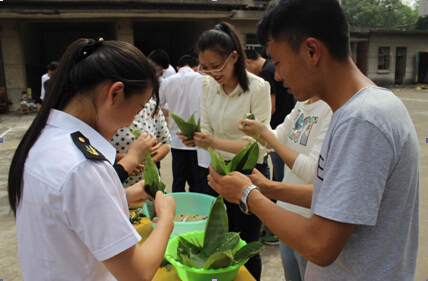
left=214, top=24, right=223, bottom=31
left=76, top=37, right=104, bottom=63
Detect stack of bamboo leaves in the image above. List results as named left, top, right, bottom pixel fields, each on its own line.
left=172, top=196, right=265, bottom=269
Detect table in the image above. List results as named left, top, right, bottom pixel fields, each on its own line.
left=130, top=210, right=256, bottom=281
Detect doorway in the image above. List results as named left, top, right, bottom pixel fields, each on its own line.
left=394, top=47, right=406, bottom=85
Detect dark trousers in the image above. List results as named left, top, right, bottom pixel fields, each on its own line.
left=201, top=161, right=270, bottom=281
left=171, top=148, right=203, bottom=193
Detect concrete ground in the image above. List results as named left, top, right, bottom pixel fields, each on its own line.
left=0, top=86, right=427, bottom=280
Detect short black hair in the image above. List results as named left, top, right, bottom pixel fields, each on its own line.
left=147, top=49, right=170, bottom=69
left=177, top=55, right=199, bottom=68
left=47, top=61, right=59, bottom=71
left=244, top=49, right=261, bottom=60
left=257, top=0, right=350, bottom=60
left=21, top=91, right=28, bottom=95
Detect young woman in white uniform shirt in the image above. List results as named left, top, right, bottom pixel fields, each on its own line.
left=180, top=22, right=271, bottom=281
left=8, top=38, right=176, bottom=281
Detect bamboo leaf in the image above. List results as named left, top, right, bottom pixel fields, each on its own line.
left=208, top=147, right=228, bottom=175
left=204, top=249, right=234, bottom=269
left=241, top=141, right=259, bottom=175
left=145, top=199, right=156, bottom=220
left=197, top=117, right=201, bottom=132
left=189, top=253, right=206, bottom=269
left=130, top=125, right=142, bottom=139
left=181, top=254, right=200, bottom=268
left=226, top=141, right=252, bottom=173
left=199, top=232, right=240, bottom=260
left=203, top=196, right=228, bottom=252
left=242, top=113, right=255, bottom=127
left=233, top=241, right=265, bottom=263
left=178, top=236, right=201, bottom=261
left=170, top=112, right=199, bottom=140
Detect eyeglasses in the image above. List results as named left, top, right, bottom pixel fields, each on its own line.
left=198, top=53, right=233, bottom=76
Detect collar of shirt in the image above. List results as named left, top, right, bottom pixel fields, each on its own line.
left=177, top=66, right=194, bottom=75
left=215, top=80, right=244, bottom=98
left=46, top=109, right=116, bottom=164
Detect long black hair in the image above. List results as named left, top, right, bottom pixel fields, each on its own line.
left=197, top=22, right=249, bottom=92
left=8, top=38, right=159, bottom=216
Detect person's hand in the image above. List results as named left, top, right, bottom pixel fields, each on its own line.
left=127, top=132, right=157, bottom=164
left=207, top=166, right=251, bottom=204
left=248, top=168, right=272, bottom=196
left=125, top=180, right=153, bottom=204
left=154, top=191, right=176, bottom=221
left=177, top=131, right=195, bottom=147
left=130, top=164, right=144, bottom=177
left=193, top=132, right=215, bottom=150
left=149, top=142, right=162, bottom=161
left=238, top=115, right=268, bottom=137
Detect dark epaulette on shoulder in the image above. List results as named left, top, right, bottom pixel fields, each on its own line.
left=71, top=131, right=107, bottom=161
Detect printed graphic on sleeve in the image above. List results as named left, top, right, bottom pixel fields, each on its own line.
left=289, top=111, right=319, bottom=146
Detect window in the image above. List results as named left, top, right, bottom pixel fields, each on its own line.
left=246, top=34, right=263, bottom=54
left=378, top=47, right=390, bottom=70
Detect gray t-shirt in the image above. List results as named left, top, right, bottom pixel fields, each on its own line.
left=306, top=87, right=419, bottom=280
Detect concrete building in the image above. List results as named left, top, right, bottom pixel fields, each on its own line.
left=0, top=0, right=269, bottom=112
left=419, top=0, right=428, bottom=16
left=1, top=0, right=427, bottom=112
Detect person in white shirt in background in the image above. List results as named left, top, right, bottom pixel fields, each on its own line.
left=40, top=61, right=59, bottom=102
left=159, top=55, right=206, bottom=193
left=148, top=49, right=176, bottom=79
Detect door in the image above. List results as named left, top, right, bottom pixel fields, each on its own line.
left=394, top=47, right=406, bottom=85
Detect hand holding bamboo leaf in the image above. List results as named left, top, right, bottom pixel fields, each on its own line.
left=170, top=112, right=201, bottom=140
left=207, top=167, right=252, bottom=205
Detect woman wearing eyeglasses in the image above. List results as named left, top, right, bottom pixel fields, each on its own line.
left=179, top=22, right=271, bottom=281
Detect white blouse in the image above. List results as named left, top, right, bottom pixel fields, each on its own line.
left=111, top=99, right=171, bottom=187
left=200, top=71, right=271, bottom=163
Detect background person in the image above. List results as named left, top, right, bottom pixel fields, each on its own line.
left=159, top=54, right=205, bottom=193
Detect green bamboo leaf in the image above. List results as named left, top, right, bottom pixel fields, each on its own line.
left=204, top=249, right=234, bottom=269
left=144, top=150, right=166, bottom=198
left=178, top=236, right=201, bottom=258
left=130, top=125, right=142, bottom=139
left=226, top=141, right=252, bottom=173
left=208, top=147, right=228, bottom=175
left=241, top=141, right=259, bottom=175
left=197, top=117, right=201, bottom=132
left=189, top=253, right=206, bottom=269
left=145, top=199, right=156, bottom=220
left=181, top=254, right=200, bottom=268
left=242, top=113, right=255, bottom=127
left=203, top=196, right=228, bottom=252
left=199, top=232, right=240, bottom=259
left=170, top=112, right=199, bottom=140
left=233, top=241, right=265, bottom=263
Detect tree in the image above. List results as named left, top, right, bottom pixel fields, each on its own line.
left=341, top=0, right=419, bottom=30
left=415, top=15, right=428, bottom=30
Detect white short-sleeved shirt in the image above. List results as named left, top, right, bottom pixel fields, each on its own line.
left=40, top=73, right=50, bottom=100
left=274, top=100, right=332, bottom=217
left=111, top=99, right=171, bottom=187
left=17, top=109, right=141, bottom=281
left=200, top=71, right=271, bottom=163
left=159, top=67, right=202, bottom=150
left=162, top=64, right=176, bottom=79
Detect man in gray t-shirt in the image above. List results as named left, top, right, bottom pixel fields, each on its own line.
left=306, top=87, right=419, bottom=280
left=205, top=0, right=419, bottom=280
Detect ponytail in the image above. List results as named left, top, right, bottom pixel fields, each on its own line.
left=197, top=22, right=249, bottom=92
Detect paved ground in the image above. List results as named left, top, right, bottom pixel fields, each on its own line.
left=0, top=85, right=427, bottom=280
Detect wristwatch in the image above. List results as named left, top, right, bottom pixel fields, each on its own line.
left=239, top=184, right=261, bottom=215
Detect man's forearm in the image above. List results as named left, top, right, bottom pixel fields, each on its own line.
left=266, top=181, right=313, bottom=209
